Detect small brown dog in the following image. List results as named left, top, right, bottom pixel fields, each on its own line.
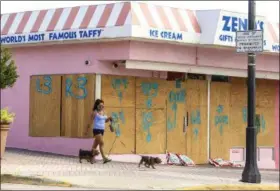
left=138, top=156, right=162, bottom=169
left=79, top=149, right=99, bottom=164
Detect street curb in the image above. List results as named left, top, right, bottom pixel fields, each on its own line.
left=176, top=184, right=279, bottom=190
left=1, top=174, right=74, bottom=188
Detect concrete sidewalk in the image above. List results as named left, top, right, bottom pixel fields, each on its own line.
left=1, top=149, right=279, bottom=190
left=1, top=183, right=91, bottom=190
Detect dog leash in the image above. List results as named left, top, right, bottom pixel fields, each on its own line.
left=107, top=135, right=135, bottom=157
left=107, top=135, right=117, bottom=157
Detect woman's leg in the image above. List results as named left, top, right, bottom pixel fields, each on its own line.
left=98, top=135, right=107, bottom=160
left=92, top=136, right=99, bottom=151
left=91, top=136, right=100, bottom=162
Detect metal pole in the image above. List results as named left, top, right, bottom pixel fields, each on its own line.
left=241, top=0, right=261, bottom=183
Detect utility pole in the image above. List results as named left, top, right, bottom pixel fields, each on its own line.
left=241, top=0, right=261, bottom=183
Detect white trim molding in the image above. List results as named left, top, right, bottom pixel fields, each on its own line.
left=95, top=74, right=102, bottom=100
left=206, top=75, right=211, bottom=160
left=125, top=60, right=279, bottom=80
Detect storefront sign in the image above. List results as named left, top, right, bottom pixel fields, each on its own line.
left=236, top=30, right=264, bottom=53
left=218, top=14, right=266, bottom=45
left=1, top=29, right=104, bottom=45
left=149, top=29, right=183, bottom=41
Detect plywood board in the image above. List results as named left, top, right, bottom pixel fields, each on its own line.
left=29, top=75, right=61, bottom=137
left=166, top=80, right=187, bottom=154
left=210, top=82, right=231, bottom=160
left=136, top=108, right=166, bottom=154
left=256, top=79, right=277, bottom=108
left=61, top=74, right=95, bottom=138
left=230, top=77, right=247, bottom=107
left=229, top=106, right=246, bottom=147
left=103, top=107, right=135, bottom=154
left=185, top=80, right=208, bottom=164
left=101, top=75, right=135, bottom=108
left=186, top=106, right=208, bottom=164
left=256, top=107, right=274, bottom=146
left=186, top=80, right=208, bottom=107
left=136, top=78, right=168, bottom=109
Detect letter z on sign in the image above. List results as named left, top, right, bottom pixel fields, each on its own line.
left=236, top=30, right=263, bottom=53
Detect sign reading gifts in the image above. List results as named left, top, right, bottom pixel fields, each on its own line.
left=216, top=13, right=279, bottom=53
left=217, top=15, right=267, bottom=45
left=1, top=29, right=104, bottom=45
left=214, top=11, right=279, bottom=53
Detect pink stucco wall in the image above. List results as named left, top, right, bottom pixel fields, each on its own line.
left=129, top=41, right=279, bottom=73
left=1, top=41, right=153, bottom=158
left=1, top=40, right=279, bottom=167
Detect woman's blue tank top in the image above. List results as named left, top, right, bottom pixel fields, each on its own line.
left=93, top=112, right=107, bottom=130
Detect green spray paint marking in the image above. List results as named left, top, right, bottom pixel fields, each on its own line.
left=141, top=82, right=158, bottom=109
left=112, top=78, right=128, bottom=103
left=193, top=128, right=199, bottom=140
left=142, top=111, right=153, bottom=142
left=111, top=110, right=125, bottom=137
left=167, top=89, right=186, bottom=131
left=214, top=105, right=229, bottom=136
left=191, top=109, right=201, bottom=141
left=242, top=106, right=266, bottom=133
left=191, top=109, right=201, bottom=125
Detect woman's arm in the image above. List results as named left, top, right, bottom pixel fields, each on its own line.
left=105, top=116, right=112, bottom=123
left=88, top=112, right=96, bottom=128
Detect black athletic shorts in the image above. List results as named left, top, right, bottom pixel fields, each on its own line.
left=93, top=129, right=104, bottom=136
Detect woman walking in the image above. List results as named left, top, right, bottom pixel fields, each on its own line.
left=87, top=99, right=113, bottom=163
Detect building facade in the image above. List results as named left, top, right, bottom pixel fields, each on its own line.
left=1, top=2, right=279, bottom=169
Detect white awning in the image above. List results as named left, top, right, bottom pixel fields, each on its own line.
left=125, top=60, right=279, bottom=80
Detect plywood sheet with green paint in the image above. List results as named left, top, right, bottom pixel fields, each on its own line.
left=103, top=107, right=135, bottom=154
left=185, top=80, right=208, bottom=164
left=210, top=82, right=231, bottom=160
left=255, top=107, right=274, bottom=146
left=29, top=75, right=61, bottom=137
left=186, top=106, right=208, bottom=164
left=166, top=80, right=187, bottom=154
left=136, top=108, right=166, bottom=154
left=101, top=75, right=135, bottom=108
left=234, top=106, right=274, bottom=147
left=61, top=74, right=95, bottom=138
left=136, top=78, right=168, bottom=109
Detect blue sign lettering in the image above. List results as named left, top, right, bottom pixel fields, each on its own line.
left=219, top=34, right=234, bottom=42
left=1, top=35, right=26, bottom=44
left=149, top=29, right=183, bottom=41
left=272, top=45, right=280, bottom=52
left=1, top=29, right=104, bottom=45
left=78, top=29, right=103, bottom=39
left=222, top=16, right=264, bottom=32
left=28, top=34, right=45, bottom=42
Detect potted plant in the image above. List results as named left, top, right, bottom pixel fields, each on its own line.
left=1, top=108, right=15, bottom=158
left=0, top=47, right=19, bottom=159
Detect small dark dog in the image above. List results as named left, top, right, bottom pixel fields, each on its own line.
left=138, top=156, right=162, bottom=169
left=79, top=149, right=99, bottom=164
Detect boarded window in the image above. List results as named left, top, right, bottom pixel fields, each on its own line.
left=29, top=75, right=62, bottom=137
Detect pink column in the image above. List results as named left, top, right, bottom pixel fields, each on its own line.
left=275, top=81, right=279, bottom=169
